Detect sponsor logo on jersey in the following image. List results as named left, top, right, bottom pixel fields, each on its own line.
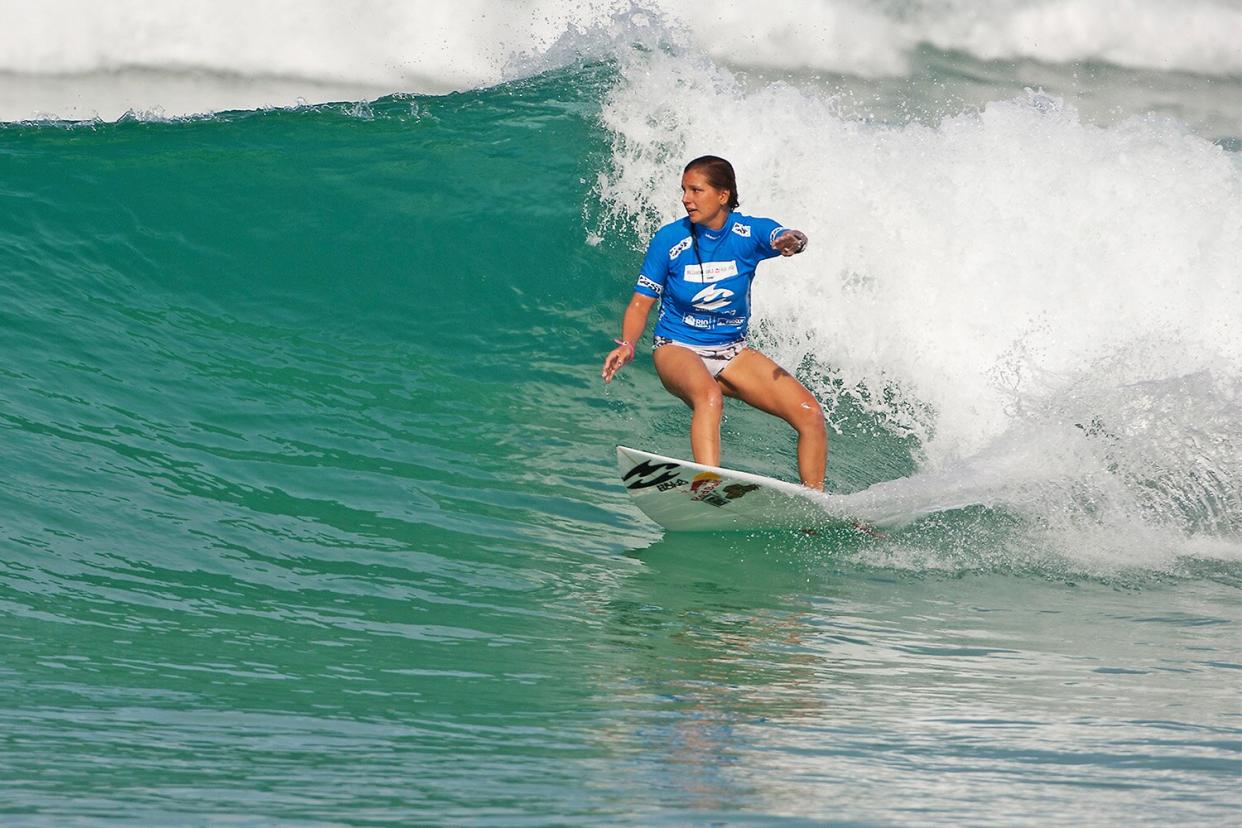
left=691, top=284, right=734, bottom=311
left=636, top=274, right=663, bottom=295
left=683, top=260, right=739, bottom=283
left=668, top=236, right=692, bottom=260
left=731, top=223, right=751, bottom=238
left=682, top=314, right=712, bottom=329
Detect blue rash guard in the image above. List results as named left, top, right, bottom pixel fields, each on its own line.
left=633, top=211, right=789, bottom=346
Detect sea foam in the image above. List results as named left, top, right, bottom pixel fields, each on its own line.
left=6, top=0, right=1242, bottom=121
left=599, top=50, right=1242, bottom=566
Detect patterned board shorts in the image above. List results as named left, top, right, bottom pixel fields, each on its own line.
left=653, top=336, right=748, bottom=378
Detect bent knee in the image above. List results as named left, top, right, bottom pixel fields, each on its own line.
left=790, top=398, right=825, bottom=432
left=695, top=387, right=725, bottom=412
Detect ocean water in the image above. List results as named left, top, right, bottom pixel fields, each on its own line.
left=2, top=2, right=1240, bottom=825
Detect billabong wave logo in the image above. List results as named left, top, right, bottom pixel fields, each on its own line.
left=732, top=223, right=751, bottom=238
left=668, top=237, right=692, bottom=260
left=691, top=284, right=734, bottom=311
left=623, top=460, right=680, bottom=490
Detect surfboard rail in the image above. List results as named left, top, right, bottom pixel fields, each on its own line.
left=616, top=445, right=863, bottom=533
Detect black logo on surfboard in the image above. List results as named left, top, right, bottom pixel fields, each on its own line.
left=623, top=460, right=681, bottom=490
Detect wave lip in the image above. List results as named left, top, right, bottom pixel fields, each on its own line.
left=0, top=0, right=518, bottom=89
left=0, top=0, right=551, bottom=121
left=6, top=1, right=1242, bottom=122
left=658, top=0, right=1242, bottom=79
left=921, top=0, right=1242, bottom=77
left=9, top=1, right=1242, bottom=81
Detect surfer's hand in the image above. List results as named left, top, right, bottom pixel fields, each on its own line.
left=602, top=340, right=634, bottom=383
left=774, top=229, right=808, bottom=256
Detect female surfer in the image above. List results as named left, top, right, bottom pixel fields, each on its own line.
left=601, top=155, right=826, bottom=490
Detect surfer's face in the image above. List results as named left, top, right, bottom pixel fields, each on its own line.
left=681, top=170, right=731, bottom=230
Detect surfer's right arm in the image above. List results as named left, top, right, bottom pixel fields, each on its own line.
left=602, top=293, right=658, bottom=383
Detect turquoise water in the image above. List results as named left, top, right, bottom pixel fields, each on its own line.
left=3, top=57, right=1240, bottom=825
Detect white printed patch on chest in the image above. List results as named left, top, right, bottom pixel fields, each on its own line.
left=691, top=284, right=734, bottom=311
left=683, top=260, right=739, bottom=283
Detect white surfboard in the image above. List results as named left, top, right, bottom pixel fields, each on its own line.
left=617, top=445, right=870, bottom=533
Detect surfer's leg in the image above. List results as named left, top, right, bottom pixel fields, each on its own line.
left=716, top=349, right=826, bottom=489
left=653, top=343, right=724, bottom=467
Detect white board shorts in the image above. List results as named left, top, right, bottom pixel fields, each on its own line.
left=653, top=336, right=747, bottom=378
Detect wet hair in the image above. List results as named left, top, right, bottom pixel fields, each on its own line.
left=683, top=155, right=739, bottom=210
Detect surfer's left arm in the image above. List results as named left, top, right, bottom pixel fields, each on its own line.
left=773, top=229, right=808, bottom=257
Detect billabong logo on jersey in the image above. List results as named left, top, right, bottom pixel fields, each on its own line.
left=732, top=223, right=751, bottom=238
left=668, top=237, right=692, bottom=260
left=683, top=260, right=739, bottom=283
left=691, top=284, right=734, bottom=311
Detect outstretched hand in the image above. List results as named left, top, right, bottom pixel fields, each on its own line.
left=602, top=341, right=634, bottom=383
left=773, top=229, right=808, bottom=256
